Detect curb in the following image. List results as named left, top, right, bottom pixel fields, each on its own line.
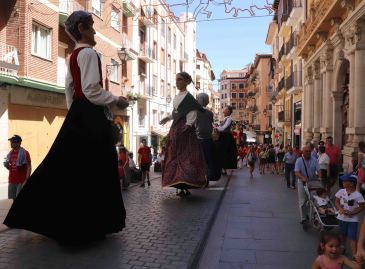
left=187, top=171, right=233, bottom=269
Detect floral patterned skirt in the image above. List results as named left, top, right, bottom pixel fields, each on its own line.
left=162, top=117, right=207, bottom=189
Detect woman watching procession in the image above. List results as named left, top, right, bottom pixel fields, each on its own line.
left=215, top=106, right=238, bottom=174
left=4, top=11, right=128, bottom=244
left=160, top=72, right=207, bottom=197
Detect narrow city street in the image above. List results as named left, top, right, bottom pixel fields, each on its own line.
left=0, top=172, right=228, bottom=269
left=0, top=167, right=320, bottom=269
left=198, top=167, right=319, bottom=269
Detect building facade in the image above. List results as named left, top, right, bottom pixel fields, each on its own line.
left=0, top=0, right=198, bottom=183
left=297, top=0, right=365, bottom=169
left=266, top=0, right=304, bottom=147
left=218, top=69, right=249, bottom=122
left=246, top=55, right=272, bottom=144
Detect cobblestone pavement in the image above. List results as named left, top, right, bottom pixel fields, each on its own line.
left=0, top=173, right=229, bottom=269
left=198, top=168, right=322, bottom=269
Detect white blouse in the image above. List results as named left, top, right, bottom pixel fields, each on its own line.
left=217, top=116, right=232, bottom=132
left=65, top=43, right=119, bottom=110
left=171, top=90, right=197, bottom=126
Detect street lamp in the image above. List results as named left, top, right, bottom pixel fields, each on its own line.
left=118, top=47, right=128, bottom=62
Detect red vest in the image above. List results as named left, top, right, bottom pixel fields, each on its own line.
left=69, top=47, right=103, bottom=101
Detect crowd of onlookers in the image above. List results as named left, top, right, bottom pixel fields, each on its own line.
left=234, top=135, right=365, bottom=268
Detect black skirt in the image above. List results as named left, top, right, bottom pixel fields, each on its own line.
left=4, top=99, right=126, bottom=243
left=218, top=132, right=237, bottom=169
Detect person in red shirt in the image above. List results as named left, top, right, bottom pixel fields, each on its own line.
left=3, top=135, right=31, bottom=199
left=138, top=139, right=152, bottom=187
left=325, top=136, right=341, bottom=188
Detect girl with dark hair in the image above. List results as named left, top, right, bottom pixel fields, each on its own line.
left=160, top=72, right=207, bottom=196
left=215, top=105, right=237, bottom=173
left=4, top=11, right=128, bottom=243
left=311, top=232, right=360, bottom=269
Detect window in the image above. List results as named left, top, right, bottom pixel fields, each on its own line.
left=92, top=0, right=103, bottom=16
left=221, top=94, right=224, bottom=99
left=231, top=102, right=236, bottom=108
left=161, top=19, right=165, bottom=37
left=179, top=60, right=183, bottom=72
left=153, top=41, right=157, bottom=60
left=167, top=83, right=171, bottom=97
left=221, top=104, right=224, bottom=109
left=173, top=34, right=176, bottom=49
left=138, top=108, right=145, bottom=126
left=239, top=93, right=244, bottom=98
left=32, top=23, right=51, bottom=59
left=239, top=83, right=244, bottom=89
left=173, top=60, right=176, bottom=74
left=239, top=103, right=244, bottom=109
left=231, top=83, right=237, bottom=89
left=110, top=59, right=119, bottom=82
left=159, top=111, right=164, bottom=122
left=122, top=14, right=128, bottom=34
left=153, top=110, right=158, bottom=126
left=221, top=85, right=223, bottom=90
left=224, top=85, right=227, bottom=90
left=111, top=9, right=120, bottom=31
left=153, top=75, right=158, bottom=95
left=231, top=93, right=237, bottom=98
left=180, top=42, right=183, bottom=58
left=225, top=93, right=227, bottom=98
left=153, top=9, right=158, bottom=25
left=167, top=54, right=171, bottom=69
left=197, top=64, right=200, bottom=70
left=161, top=48, right=165, bottom=65
left=167, top=27, right=171, bottom=43
left=161, top=79, right=165, bottom=96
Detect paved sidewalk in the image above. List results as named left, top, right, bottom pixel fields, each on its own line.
left=0, top=171, right=230, bottom=269
left=198, top=168, right=319, bottom=269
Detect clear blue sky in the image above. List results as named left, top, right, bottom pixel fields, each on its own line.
left=168, top=0, right=274, bottom=88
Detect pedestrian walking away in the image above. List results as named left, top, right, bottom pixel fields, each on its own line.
left=3, top=135, right=32, bottom=199
left=4, top=11, right=129, bottom=244
left=283, top=146, right=296, bottom=189
left=160, top=72, right=207, bottom=197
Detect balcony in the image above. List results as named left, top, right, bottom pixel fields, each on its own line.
left=278, top=45, right=285, bottom=62
left=0, top=43, right=19, bottom=76
left=286, top=71, right=303, bottom=94
left=286, top=31, right=298, bottom=59
left=286, top=0, right=303, bottom=26
left=122, top=0, right=137, bottom=17
left=139, top=6, right=154, bottom=26
left=277, top=77, right=285, bottom=92
left=138, top=43, right=154, bottom=63
left=297, top=0, right=343, bottom=58
left=59, top=0, right=85, bottom=25
left=121, top=34, right=139, bottom=60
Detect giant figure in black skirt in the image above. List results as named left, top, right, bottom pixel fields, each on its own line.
left=4, top=11, right=129, bottom=244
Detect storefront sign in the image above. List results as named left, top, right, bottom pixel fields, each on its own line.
left=10, top=86, right=66, bottom=109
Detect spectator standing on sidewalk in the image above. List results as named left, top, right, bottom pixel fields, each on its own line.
left=138, top=139, right=152, bottom=187
left=3, top=135, right=31, bottom=199
left=326, top=136, right=341, bottom=189
left=356, top=141, right=365, bottom=191
left=4, top=11, right=129, bottom=243
left=283, top=146, right=296, bottom=189
left=318, top=146, right=331, bottom=193
left=335, top=174, right=365, bottom=257
left=295, top=146, right=320, bottom=226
